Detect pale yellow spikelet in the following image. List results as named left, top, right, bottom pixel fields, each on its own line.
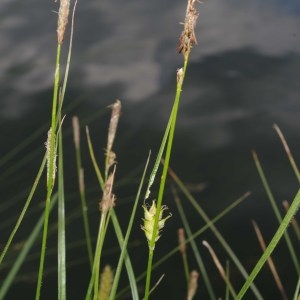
left=45, top=128, right=57, bottom=184
left=141, top=200, right=171, bottom=250
left=186, top=270, right=199, bottom=300
left=98, top=265, right=114, bottom=300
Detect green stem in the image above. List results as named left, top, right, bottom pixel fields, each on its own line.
left=144, top=53, right=189, bottom=300
left=35, top=44, right=61, bottom=300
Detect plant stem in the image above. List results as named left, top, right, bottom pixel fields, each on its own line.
left=35, top=44, right=61, bottom=300
left=144, top=54, right=189, bottom=300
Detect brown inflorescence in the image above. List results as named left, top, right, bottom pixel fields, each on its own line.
left=178, top=0, right=200, bottom=56
left=57, top=0, right=70, bottom=44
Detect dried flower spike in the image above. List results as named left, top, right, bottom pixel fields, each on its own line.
left=178, top=228, right=186, bottom=254
left=141, top=200, right=171, bottom=250
left=57, top=0, right=70, bottom=44
left=99, top=168, right=116, bottom=213
left=178, top=0, right=200, bottom=56
left=107, top=100, right=121, bottom=154
left=187, top=270, right=199, bottom=300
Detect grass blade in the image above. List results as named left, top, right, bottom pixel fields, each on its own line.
left=237, top=189, right=300, bottom=299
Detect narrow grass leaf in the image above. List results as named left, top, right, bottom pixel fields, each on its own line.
left=58, top=123, right=66, bottom=300
left=109, top=153, right=151, bottom=300
left=0, top=155, right=46, bottom=266
left=172, top=187, right=216, bottom=299
left=237, top=189, right=300, bottom=299
left=273, top=124, right=300, bottom=183
left=168, top=167, right=263, bottom=299
left=0, top=195, right=57, bottom=299
left=253, top=150, right=300, bottom=274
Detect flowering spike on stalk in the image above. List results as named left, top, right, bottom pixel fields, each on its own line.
left=107, top=100, right=121, bottom=154
left=99, top=167, right=116, bottom=213
left=45, top=128, right=57, bottom=185
left=98, top=265, right=114, bottom=300
left=178, top=0, right=200, bottom=57
left=141, top=200, right=171, bottom=250
left=57, top=0, right=70, bottom=44
left=187, top=270, right=199, bottom=300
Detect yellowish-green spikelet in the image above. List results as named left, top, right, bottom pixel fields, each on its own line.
left=98, top=265, right=114, bottom=300
left=141, top=200, right=171, bottom=249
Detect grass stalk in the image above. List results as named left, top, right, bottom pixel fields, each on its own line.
left=0, top=194, right=57, bottom=299
left=72, top=116, right=93, bottom=268
left=36, top=0, right=73, bottom=296
left=177, top=227, right=190, bottom=284
left=237, top=188, right=300, bottom=299
left=168, top=167, right=263, bottom=299
left=143, top=53, right=189, bottom=300
left=202, top=240, right=237, bottom=298
left=172, top=186, right=216, bottom=299
left=35, top=42, right=61, bottom=300
left=251, top=220, right=288, bottom=300
left=58, top=117, right=66, bottom=300
left=118, top=191, right=247, bottom=299
left=143, top=1, right=200, bottom=297
left=108, top=153, right=151, bottom=300
left=252, top=150, right=300, bottom=274
left=0, top=156, right=46, bottom=266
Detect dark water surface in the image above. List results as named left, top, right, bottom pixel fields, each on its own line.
left=1, top=0, right=300, bottom=299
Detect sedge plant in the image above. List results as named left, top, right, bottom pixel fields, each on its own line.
left=2, top=0, right=300, bottom=299
left=141, top=1, right=200, bottom=299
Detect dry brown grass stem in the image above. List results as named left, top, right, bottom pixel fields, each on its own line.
left=178, top=0, right=200, bottom=56
left=178, top=228, right=187, bottom=255
left=57, top=0, right=70, bottom=44
left=186, top=270, right=199, bottom=300
left=79, top=168, right=85, bottom=194
left=202, top=240, right=227, bottom=280
left=251, top=220, right=288, bottom=300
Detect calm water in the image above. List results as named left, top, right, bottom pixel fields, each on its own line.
left=1, top=0, right=300, bottom=298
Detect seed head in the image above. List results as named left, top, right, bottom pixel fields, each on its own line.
left=141, top=200, right=171, bottom=250
left=178, top=0, right=200, bottom=56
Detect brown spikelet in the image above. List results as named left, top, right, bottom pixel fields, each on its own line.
left=178, top=0, right=200, bottom=56
left=79, top=168, right=85, bottom=194
left=72, top=116, right=80, bottom=150
left=57, top=0, right=70, bottom=44
left=178, top=228, right=186, bottom=255
left=105, top=100, right=121, bottom=174
left=99, top=168, right=116, bottom=213
left=186, top=270, right=199, bottom=300
left=107, top=100, right=121, bottom=153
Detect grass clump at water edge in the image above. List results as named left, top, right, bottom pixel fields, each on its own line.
left=0, top=0, right=300, bottom=299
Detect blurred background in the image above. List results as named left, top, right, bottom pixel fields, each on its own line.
left=1, top=0, right=300, bottom=298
